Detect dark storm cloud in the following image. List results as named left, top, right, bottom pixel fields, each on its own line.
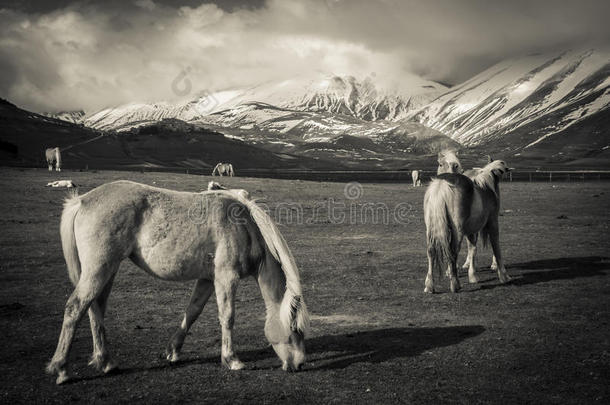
left=0, top=0, right=608, bottom=112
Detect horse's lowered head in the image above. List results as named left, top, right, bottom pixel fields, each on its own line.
left=265, top=293, right=309, bottom=371
left=437, top=150, right=464, bottom=175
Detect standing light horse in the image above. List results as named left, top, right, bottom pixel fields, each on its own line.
left=437, top=151, right=500, bottom=272
left=45, top=147, right=62, bottom=171
left=411, top=170, right=422, bottom=187
left=424, top=155, right=512, bottom=293
left=212, top=163, right=235, bottom=177
left=46, top=181, right=309, bottom=384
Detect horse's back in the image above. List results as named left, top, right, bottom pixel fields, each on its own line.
left=75, top=181, right=261, bottom=280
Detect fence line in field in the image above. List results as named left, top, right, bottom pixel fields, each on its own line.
left=60, top=165, right=610, bottom=183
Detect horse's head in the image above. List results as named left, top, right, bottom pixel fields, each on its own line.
left=437, top=150, right=464, bottom=175
left=486, top=160, right=512, bottom=178
left=265, top=295, right=308, bottom=372
left=270, top=329, right=306, bottom=372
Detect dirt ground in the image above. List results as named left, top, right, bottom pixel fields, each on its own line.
left=1, top=167, right=609, bottom=404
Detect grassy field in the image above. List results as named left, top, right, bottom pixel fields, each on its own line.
left=1, top=167, right=609, bottom=404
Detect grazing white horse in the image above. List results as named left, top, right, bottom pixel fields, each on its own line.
left=423, top=160, right=512, bottom=293
left=411, top=170, right=422, bottom=187
left=437, top=152, right=500, bottom=271
left=46, top=180, right=76, bottom=188
left=212, top=163, right=235, bottom=177
left=46, top=181, right=309, bottom=384
left=45, top=147, right=62, bottom=172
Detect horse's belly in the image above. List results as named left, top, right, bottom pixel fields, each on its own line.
left=132, top=227, right=217, bottom=281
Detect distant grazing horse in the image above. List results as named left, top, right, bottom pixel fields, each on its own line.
left=424, top=160, right=512, bottom=293
left=45, top=147, right=61, bottom=172
left=46, top=181, right=309, bottom=384
left=411, top=170, right=422, bottom=187
left=438, top=152, right=500, bottom=271
left=212, top=163, right=234, bottom=177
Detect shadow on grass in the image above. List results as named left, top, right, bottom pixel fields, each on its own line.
left=479, top=256, right=610, bottom=290
left=68, top=325, right=484, bottom=383
left=302, top=325, right=485, bottom=371
left=69, top=325, right=485, bottom=383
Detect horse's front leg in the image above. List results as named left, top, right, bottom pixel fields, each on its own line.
left=490, top=255, right=498, bottom=270
left=166, top=279, right=214, bottom=362
left=214, top=271, right=244, bottom=370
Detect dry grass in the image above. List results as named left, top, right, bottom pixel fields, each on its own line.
left=0, top=167, right=609, bottom=403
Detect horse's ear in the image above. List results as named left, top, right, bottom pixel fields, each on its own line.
left=487, top=155, right=493, bottom=163
left=455, top=150, right=459, bottom=156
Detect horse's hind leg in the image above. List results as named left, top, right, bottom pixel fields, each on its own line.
left=424, top=246, right=435, bottom=293
left=448, top=260, right=461, bottom=292
left=448, top=235, right=462, bottom=292
left=87, top=274, right=117, bottom=373
left=166, top=279, right=214, bottom=362
left=46, top=270, right=115, bottom=384
left=214, top=270, right=244, bottom=370
left=463, top=234, right=479, bottom=283
left=488, top=222, right=511, bottom=283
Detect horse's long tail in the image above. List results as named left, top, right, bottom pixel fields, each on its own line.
left=60, top=191, right=82, bottom=286
left=238, top=196, right=310, bottom=337
left=424, top=179, right=457, bottom=272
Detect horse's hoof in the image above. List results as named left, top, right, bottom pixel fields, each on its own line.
left=166, top=351, right=180, bottom=363
left=499, top=273, right=511, bottom=283
left=56, top=371, right=70, bottom=385
left=424, top=286, right=434, bottom=294
left=228, top=360, right=245, bottom=370
left=468, top=276, right=479, bottom=284
left=103, top=360, right=118, bottom=374
left=223, top=357, right=245, bottom=370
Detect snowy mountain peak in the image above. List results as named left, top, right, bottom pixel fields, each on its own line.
left=75, top=72, right=446, bottom=131
left=45, top=110, right=86, bottom=124
left=411, top=48, right=610, bottom=147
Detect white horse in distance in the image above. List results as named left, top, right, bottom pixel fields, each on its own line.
left=411, top=170, right=422, bottom=187
left=46, top=181, right=309, bottom=384
left=46, top=180, right=76, bottom=188
left=212, top=163, right=234, bottom=177
left=424, top=159, right=512, bottom=293
left=45, top=147, right=61, bottom=172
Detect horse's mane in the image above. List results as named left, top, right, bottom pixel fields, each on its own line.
left=213, top=188, right=309, bottom=336
left=471, top=160, right=510, bottom=196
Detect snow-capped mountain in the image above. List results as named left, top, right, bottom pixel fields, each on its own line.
left=200, top=101, right=458, bottom=153
left=411, top=49, right=610, bottom=148
left=45, top=110, right=86, bottom=124
left=75, top=72, right=446, bottom=132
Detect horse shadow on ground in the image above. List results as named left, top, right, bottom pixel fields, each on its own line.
left=298, top=325, right=484, bottom=371
left=69, top=325, right=484, bottom=383
left=478, top=256, right=610, bottom=291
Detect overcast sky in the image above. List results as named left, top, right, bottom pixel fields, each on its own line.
left=1, top=0, right=608, bottom=112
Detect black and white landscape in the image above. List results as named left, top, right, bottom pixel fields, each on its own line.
left=0, top=1, right=609, bottom=404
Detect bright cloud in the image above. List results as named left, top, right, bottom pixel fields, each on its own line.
left=0, top=0, right=608, bottom=112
